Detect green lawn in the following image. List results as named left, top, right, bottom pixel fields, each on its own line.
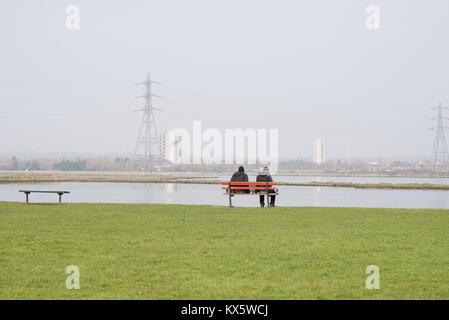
left=1, top=202, right=448, bottom=299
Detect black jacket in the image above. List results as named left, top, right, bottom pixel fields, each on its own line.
left=256, top=174, right=273, bottom=193
left=230, top=171, right=249, bottom=193
left=256, top=174, right=270, bottom=183
left=231, top=171, right=249, bottom=182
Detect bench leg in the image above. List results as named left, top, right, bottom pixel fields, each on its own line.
left=58, top=193, right=62, bottom=206
left=265, top=183, right=271, bottom=207
left=25, top=192, right=29, bottom=206
left=228, top=192, right=233, bottom=207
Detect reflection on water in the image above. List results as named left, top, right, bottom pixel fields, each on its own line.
left=162, top=183, right=176, bottom=205
left=312, top=187, right=323, bottom=207
left=0, top=182, right=448, bottom=209
left=160, top=183, right=176, bottom=203
left=161, top=183, right=177, bottom=192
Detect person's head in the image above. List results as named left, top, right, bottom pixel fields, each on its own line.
left=238, top=166, right=244, bottom=173
left=260, top=167, right=270, bottom=175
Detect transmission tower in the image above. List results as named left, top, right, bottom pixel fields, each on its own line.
left=134, top=73, right=162, bottom=161
left=430, top=101, right=449, bottom=164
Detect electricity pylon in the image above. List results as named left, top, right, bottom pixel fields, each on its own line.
left=430, top=101, right=449, bottom=164
left=133, top=73, right=162, bottom=162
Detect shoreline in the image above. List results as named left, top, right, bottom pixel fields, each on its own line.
left=1, top=171, right=449, bottom=190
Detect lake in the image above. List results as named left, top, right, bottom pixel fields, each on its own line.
left=199, top=175, right=449, bottom=185
left=1, top=181, right=449, bottom=209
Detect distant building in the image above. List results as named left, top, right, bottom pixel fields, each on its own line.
left=160, top=131, right=182, bottom=163
left=313, top=138, right=325, bottom=164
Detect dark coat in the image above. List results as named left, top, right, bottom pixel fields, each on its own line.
left=256, top=174, right=270, bottom=183
left=230, top=171, right=249, bottom=193
left=230, top=171, right=249, bottom=182
left=256, top=174, right=273, bottom=193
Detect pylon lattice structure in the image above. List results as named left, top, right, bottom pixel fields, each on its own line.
left=134, top=73, right=162, bottom=161
left=431, top=102, right=449, bottom=164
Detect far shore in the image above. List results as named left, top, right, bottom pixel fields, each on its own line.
left=1, top=171, right=449, bottom=191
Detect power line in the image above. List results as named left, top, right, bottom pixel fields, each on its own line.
left=0, top=97, right=138, bottom=103
left=0, top=109, right=137, bottom=119
left=0, top=82, right=136, bottom=88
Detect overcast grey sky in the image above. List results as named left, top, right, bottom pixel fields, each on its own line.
left=1, top=0, right=448, bottom=160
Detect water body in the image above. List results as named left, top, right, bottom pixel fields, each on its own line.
left=1, top=182, right=448, bottom=209
left=200, top=175, right=449, bottom=185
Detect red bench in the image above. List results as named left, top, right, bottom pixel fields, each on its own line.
left=221, top=182, right=279, bottom=207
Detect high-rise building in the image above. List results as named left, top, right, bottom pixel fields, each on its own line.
left=313, top=138, right=325, bottom=164
left=160, top=131, right=182, bottom=163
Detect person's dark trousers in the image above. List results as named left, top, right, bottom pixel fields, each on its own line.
left=260, top=195, right=276, bottom=206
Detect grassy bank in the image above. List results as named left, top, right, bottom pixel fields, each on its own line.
left=1, top=171, right=449, bottom=190
left=1, top=202, right=449, bottom=299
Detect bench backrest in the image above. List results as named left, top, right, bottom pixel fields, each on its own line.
left=221, top=182, right=276, bottom=191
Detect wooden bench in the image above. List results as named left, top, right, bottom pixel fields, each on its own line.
left=19, top=190, right=70, bottom=206
left=221, top=182, right=279, bottom=207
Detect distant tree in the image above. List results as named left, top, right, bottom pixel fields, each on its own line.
left=53, top=160, right=87, bottom=171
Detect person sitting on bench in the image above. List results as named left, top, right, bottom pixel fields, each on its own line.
left=229, top=166, right=249, bottom=194
left=256, top=167, right=275, bottom=207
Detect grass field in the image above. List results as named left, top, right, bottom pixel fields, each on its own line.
left=1, top=202, right=449, bottom=299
